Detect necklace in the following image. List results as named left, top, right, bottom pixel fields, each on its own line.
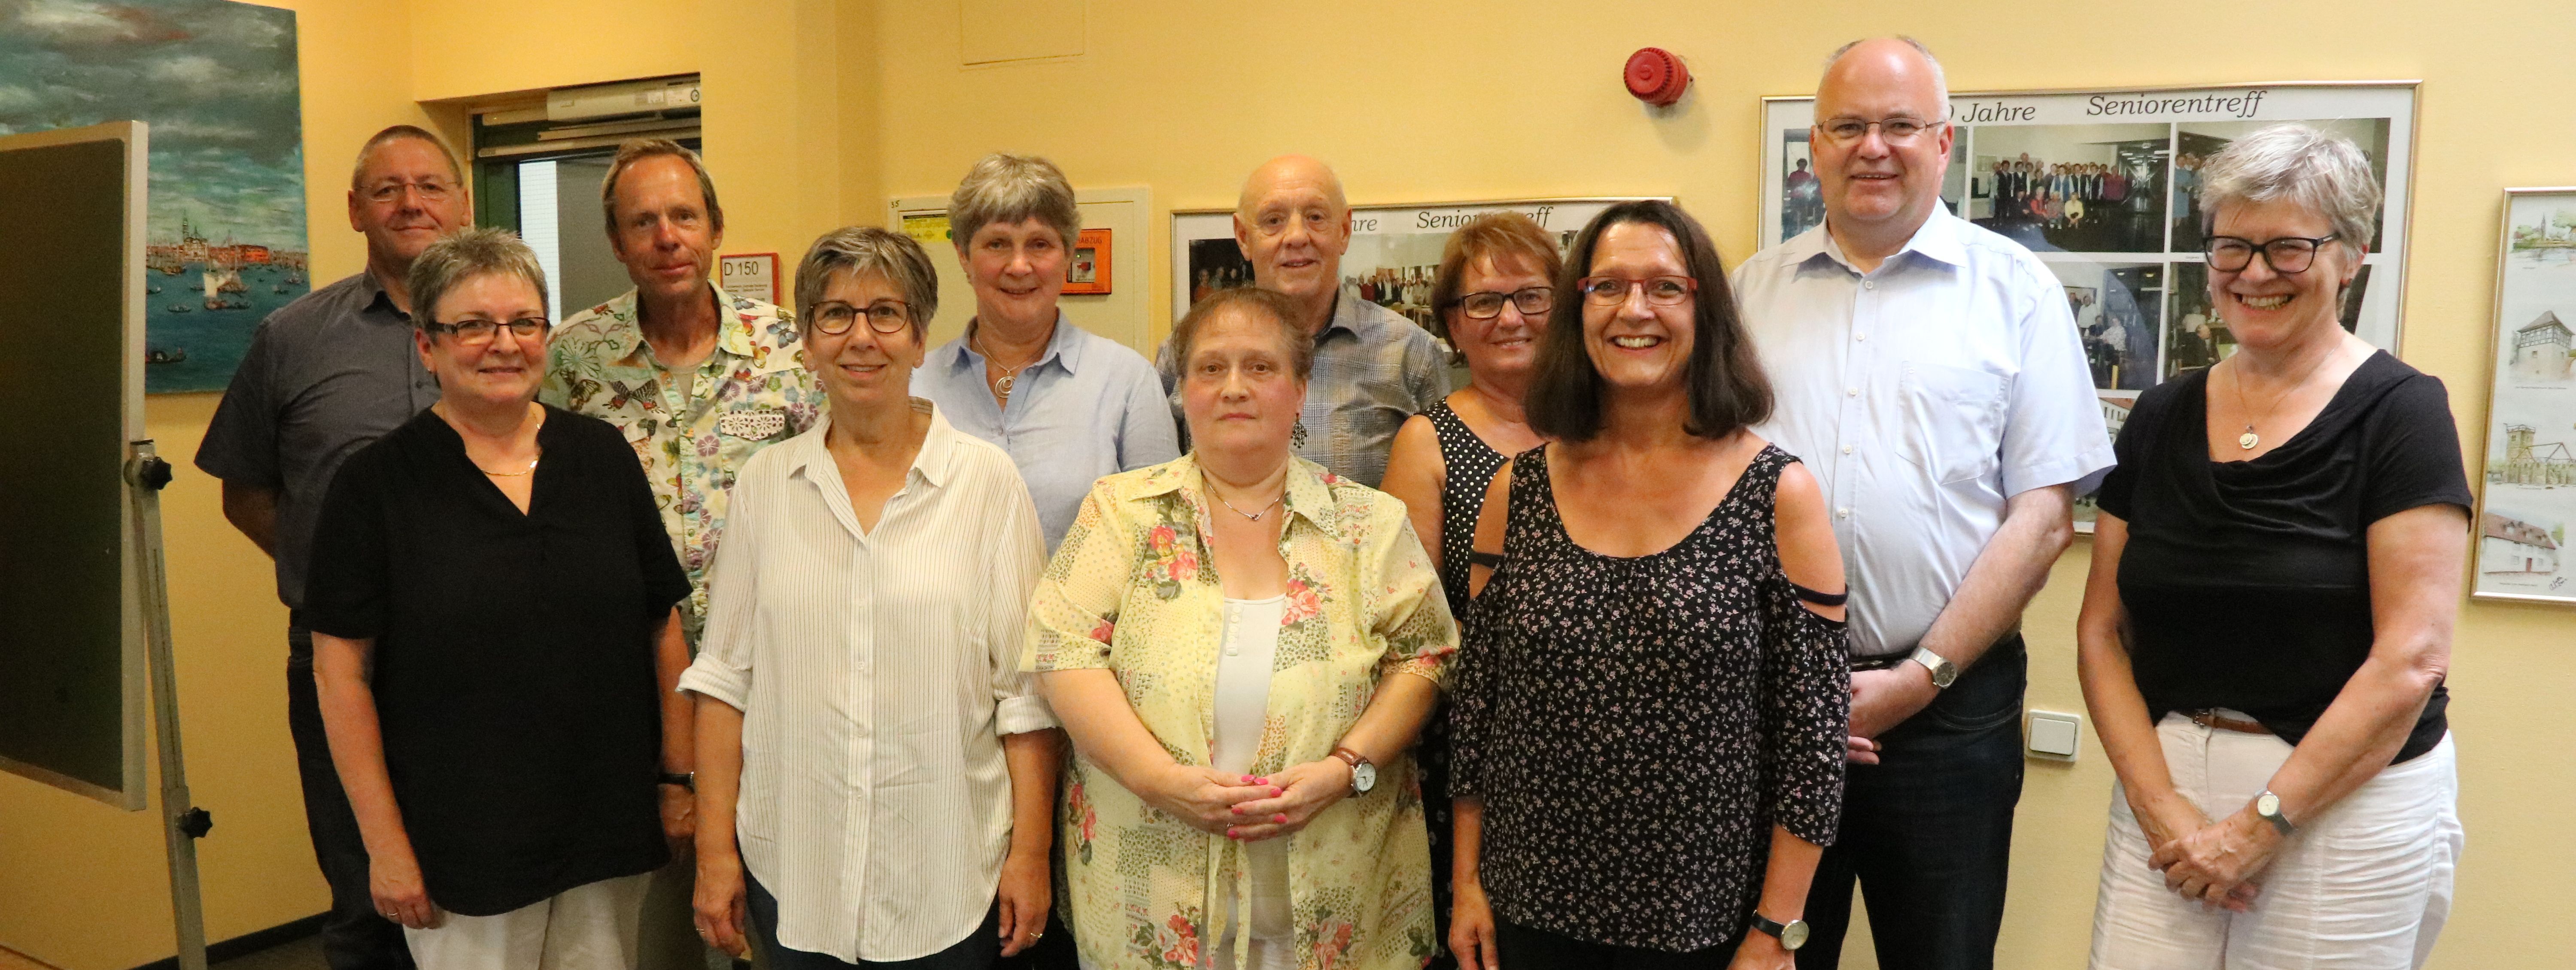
left=1204, top=472, right=1285, bottom=522
left=477, top=455, right=540, bottom=477
left=975, top=327, right=1044, bottom=401
left=2228, top=347, right=2336, bottom=451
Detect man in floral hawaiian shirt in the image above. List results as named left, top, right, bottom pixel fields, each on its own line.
left=540, top=137, right=819, bottom=970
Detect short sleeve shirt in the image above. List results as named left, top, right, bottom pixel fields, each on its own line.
left=1733, top=209, right=2115, bottom=656
left=194, top=270, right=442, bottom=612
left=303, top=405, right=691, bottom=916
left=542, top=282, right=823, bottom=634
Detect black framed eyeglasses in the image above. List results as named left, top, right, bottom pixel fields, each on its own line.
left=810, top=300, right=913, bottom=335
left=2201, top=233, right=2339, bottom=274
left=424, top=317, right=549, bottom=345
left=1577, top=275, right=1696, bottom=306
left=1458, top=286, right=1554, bottom=320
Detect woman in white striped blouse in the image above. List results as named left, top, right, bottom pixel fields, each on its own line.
left=678, top=227, right=1062, bottom=969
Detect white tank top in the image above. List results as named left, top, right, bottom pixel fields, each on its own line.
left=1211, top=596, right=1291, bottom=944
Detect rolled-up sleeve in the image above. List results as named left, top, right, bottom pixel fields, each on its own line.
left=987, top=472, right=1059, bottom=735
left=1359, top=503, right=1456, bottom=685
left=1760, top=581, right=1851, bottom=846
left=1023, top=482, right=1134, bottom=673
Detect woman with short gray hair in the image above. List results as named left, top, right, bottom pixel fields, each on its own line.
left=2078, top=123, right=2469, bottom=968
left=911, top=152, right=1179, bottom=552
left=308, top=227, right=695, bottom=965
left=685, top=227, right=1063, bottom=969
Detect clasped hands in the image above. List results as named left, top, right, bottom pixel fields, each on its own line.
left=1842, top=665, right=1939, bottom=764
left=2132, top=791, right=2281, bottom=912
left=1144, top=758, right=1353, bottom=841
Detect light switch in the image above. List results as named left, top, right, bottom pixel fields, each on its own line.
left=2027, top=710, right=2082, bottom=760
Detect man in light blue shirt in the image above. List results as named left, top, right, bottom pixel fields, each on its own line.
left=913, top=153, right=1179, bottom=552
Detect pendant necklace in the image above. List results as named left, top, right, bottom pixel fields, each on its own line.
left=1206, top=473, right=1284, bottom=522
left=477, top=455, right=540, bottom=476
left=2229, top=348, right=2334, bottom=451
left=975, top=328, right=1042, bottom=401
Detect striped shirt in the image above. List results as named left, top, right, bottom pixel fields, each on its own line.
left=677, top=400, right=1057, bottom=963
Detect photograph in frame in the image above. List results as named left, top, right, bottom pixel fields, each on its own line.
left=1758, top=82, right=2421, bottom=531
left=2473, top=188, right=2576, bottom=605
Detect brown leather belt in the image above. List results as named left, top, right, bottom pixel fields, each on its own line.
left=2183, top=709, right=2271, bottom=735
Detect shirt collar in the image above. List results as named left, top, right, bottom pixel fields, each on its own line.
left=1321, top=290, right=1370, bottom=340
left=603, top=281, right=765, bottom=363
left=1799, top=205, right=1969, bottom=276
left=1124, top=452, right=1340, bottom=535
left=357, top=267, right=406, bottom=321
left=949, top=311, right=1083, bottom=377
left=786, top=397, right=959, bottom=491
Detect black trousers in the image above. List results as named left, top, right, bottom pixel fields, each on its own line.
left=1494, top=918, right=1732, bottom=970
left=286, top=619, right=416, bottom=970
left=1796, top=637, right=2027, bottom=970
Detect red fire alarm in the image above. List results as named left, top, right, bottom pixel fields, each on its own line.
left=1625, top=47, right=1691, bottom=107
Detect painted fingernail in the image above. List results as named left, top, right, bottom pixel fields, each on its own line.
left=1226, top=827, right=1238, bottom=839
left=1241, top=775, right=1256, bottom=783
left=1273, top=813, right=1287, bottom=823
left=1271, top=787, right=1283, bottom=797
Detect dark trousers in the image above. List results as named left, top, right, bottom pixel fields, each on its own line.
left=1494, top=918, right=1729, bottom=970
left=747, top=871, right=1002, bottom=970
left=286, top=619, right=417, bottom=970
left=1796, top=637, right=2027, bottom=970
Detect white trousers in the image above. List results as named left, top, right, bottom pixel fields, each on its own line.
left=405, top=873, right=653, bottom=970
left=2089, top=713, right=2462, bottom=970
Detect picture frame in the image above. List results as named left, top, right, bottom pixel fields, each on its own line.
left=1064, top=227, right=1112, bottom=295
left=1759, top=81, right=2423, bottom=532
left=2472, top=187, right=2576, bottom=606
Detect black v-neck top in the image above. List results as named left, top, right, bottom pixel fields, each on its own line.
left=305, top=403, right=690, bottom=915
left=2097, top=352, right=2470, bottom=764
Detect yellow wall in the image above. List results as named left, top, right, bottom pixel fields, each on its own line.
left=7, top=3, right=2569, bottom=968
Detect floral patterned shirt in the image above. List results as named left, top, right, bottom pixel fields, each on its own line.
left=1025, top=454, right=1457, bottom=970
left=541, top=282, right=823, bottom=640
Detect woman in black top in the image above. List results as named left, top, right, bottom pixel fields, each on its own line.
left=2077, top=125, right=2467, bottom=969
left=1379, top=211, right=1559, bottom=968
left=309, top=228, right=693, bottom=959
left=1446, top=200, right=1850, bottom=970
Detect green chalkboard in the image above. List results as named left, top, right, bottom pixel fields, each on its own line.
left=0, top=122, right=147, bottom=807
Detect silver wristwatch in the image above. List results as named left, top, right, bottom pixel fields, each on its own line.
left=1908, top=646, right=1959, bottom=689
left=2252, top=790, right=2296, bottom=836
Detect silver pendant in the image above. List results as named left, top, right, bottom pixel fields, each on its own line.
left=994, top=373, right=1015, bottom=398
left=2239, top=429, right=2260, bottom=451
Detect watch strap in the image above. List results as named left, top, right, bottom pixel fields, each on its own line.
left=2254, top=791, right=2296, bottom=836
left=658, top=771, right=696, bottom=791
left=1908, top=646, right=1958, bottom=688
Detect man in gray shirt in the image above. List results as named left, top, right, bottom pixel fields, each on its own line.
left=195, top=125, right=465, bottom=970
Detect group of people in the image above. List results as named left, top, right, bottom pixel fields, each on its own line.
left=1990, top=156, right=2135, bottom=228
left=195, top=34, right=2468, bottom=970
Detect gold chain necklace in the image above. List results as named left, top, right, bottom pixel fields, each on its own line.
left=1203, top=471, right=1285, bottom=521
left=476, top=455, right=540, bottom=476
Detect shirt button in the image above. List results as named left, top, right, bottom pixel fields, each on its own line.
left=1842, top=445, right=1854, bottom=455
left=1863, top=280, right=1876, bottom=290
left=1855, top=333, right=1867, bottom=341
left=1837, top=507, right=1851, bottom=518
left=1846, top=388, right=1860, bottom=397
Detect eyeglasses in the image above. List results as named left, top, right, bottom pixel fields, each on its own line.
left=365, top=179, right=455, bottom=205
left=1458, top=286, right=1554, bottom=320
left=810, top=300, right=913, bottom=335
left=1577, top=275, right=1696, bottom=306
left=1817, top=116, right=1948, bottom=146
left=425, top=317, right=550, bottom=345
left=2201, top=234, right=2339, bottom=274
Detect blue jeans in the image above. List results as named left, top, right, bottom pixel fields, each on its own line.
left=1796, top=637, right=2026, bottom=970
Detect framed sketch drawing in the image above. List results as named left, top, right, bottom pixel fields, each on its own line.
left=1169, top=198, right=1666, bottom=331
left=2474, top=188, right=2576, bottom=605
left=1760, top=82, right=2421, bottom=531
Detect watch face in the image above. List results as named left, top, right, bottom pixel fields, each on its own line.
left=1352, top=762, right=1377, bottom=793
left=2256, top=792, right=2281, bottom=817
left=1780, top=920, right=1810, bottom=951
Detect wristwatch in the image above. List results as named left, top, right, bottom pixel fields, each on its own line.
left=658, top=771, right=696, bottom=791
left=1748, top=912, right=1809, bottom=951
left=1330, top=746, right=1376, bottom=795
left=1908, top=646, right=1959, bottom=689
left=2252, top=790, right=2295, bottom=836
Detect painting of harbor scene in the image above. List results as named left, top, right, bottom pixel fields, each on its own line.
left=0, top=0, right=308, bottom=393
left=2475, top=189, right=2576, bottom=604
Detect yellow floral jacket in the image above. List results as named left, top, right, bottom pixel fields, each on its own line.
left=1025, top=454, right=1457, bottom=970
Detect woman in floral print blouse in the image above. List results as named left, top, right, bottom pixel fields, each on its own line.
left=1026, top=287, right=1458, bottom=970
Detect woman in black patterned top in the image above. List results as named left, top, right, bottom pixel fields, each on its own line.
left=1447, top=200, right=1850, bottom=970
left=1382, top=212, right=1560, bottom=968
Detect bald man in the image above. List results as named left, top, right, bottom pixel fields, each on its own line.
left=1157, top=155, right=1451, bottom=487
left=1731, top=39, right=2110, bottom=970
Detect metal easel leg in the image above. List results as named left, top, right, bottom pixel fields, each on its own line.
left=128, top=440, right=210, bottom=970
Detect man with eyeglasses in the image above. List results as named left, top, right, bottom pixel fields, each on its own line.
left=1730, top=38, right=2113, bottom=970
left=1157, top=155, right=1451, bottom=488
left=197, top=124, right=470, bottom=970
left=540, top=138, right=817, bottom=970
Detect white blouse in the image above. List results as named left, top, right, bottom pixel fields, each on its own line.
left=678, top=402, right=1058, bottom=963
left=1211, top=596, right=1290, bottom=946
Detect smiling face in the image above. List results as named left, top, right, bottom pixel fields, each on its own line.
left=1812, top=41, right=1953, bottom=236
left=804, top=268, right=926, bottom=417
left=1233, top=157, right=1351, bottom=306
left=1179, top=308, right=1308, bottom=462
left=349, top=137, right=467, bottom=269
left=1581, top=221, right=1696, bottom=393
left=417, top=271, right=549, bottom=408
left=1446, top=252, right=1551, bottom=384
left=962, top=217, right=1067, bottom=332
left=2207, top=197, right=2359, bottom=351
left=608, top=154, right=723, bottom=306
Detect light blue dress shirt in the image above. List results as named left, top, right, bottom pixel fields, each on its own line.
left=912, top=314, right=1181, bottom=551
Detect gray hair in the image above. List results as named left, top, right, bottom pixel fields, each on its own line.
left=351, top=124, right=462, bottom=192
left=601, top=138, right=725, bottom=235
left=793, top=227, right=940, bottom=340
left=406, top=227, right=550, bottom=327
left=2197, top=124, right=2381, bottom=256
left=948, top=153, right=1082, bottom=252
left=1824, top=36, right=1950, bottom=113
